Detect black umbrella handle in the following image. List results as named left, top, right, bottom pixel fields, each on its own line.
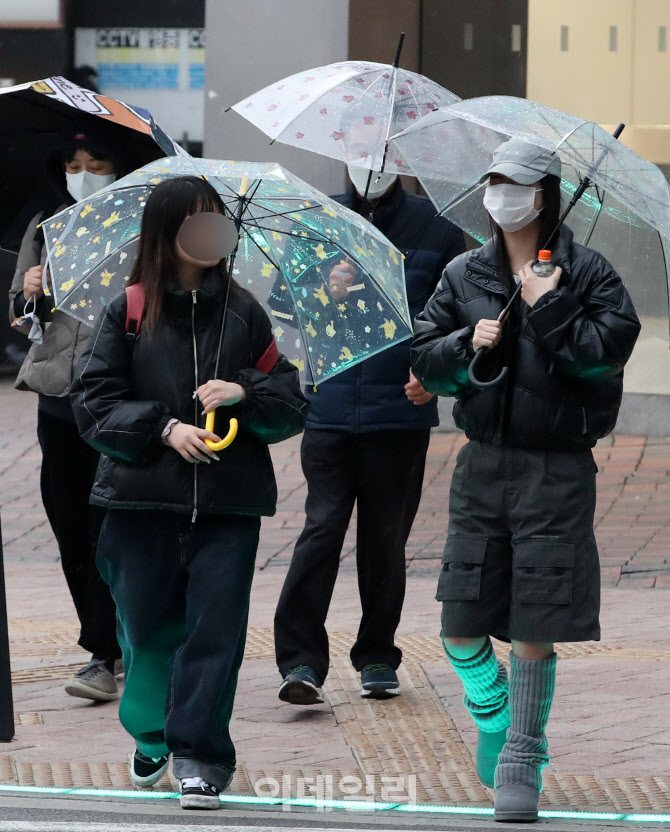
left=466, top=283, right=521, bottom=389
left=468, top=347, right=509, bottom=388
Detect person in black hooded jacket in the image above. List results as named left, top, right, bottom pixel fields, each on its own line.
left=411, top=139, right=640, bottom=823
left=70, top=176, right=308, bottom=810
left=8, top=128, right=127, bottom=701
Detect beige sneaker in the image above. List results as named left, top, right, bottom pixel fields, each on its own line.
left=114, top=658, right=124, bottom=678
left=64, top=658, right=119, bottom=702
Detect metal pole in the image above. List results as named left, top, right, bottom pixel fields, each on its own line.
left=0, top=514, right=14, bottom=742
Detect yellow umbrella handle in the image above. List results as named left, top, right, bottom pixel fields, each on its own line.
left=205, top=412, right=238, bottom=451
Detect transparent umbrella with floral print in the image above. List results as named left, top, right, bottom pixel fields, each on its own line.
left=229, top=34, right=460, bottom=189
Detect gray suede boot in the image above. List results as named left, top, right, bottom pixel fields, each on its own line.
left=494, top=652, right=557, bottom=823
left=442, top=637, right=510, bottom=788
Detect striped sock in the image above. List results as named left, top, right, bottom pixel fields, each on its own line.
left=442, top=637, right=510, bottom=733
left=495, top=652, right=557, bottom=790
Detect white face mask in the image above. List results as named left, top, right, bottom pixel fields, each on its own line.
left=66, top=170, right=117, bottom=202
left=347, top=164, right=398, bottom=200
left=483, top=182, right=541, bottom=232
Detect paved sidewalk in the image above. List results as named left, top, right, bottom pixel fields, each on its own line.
left=2, top=380, right=670, bottom=585
left=1, top=379, right=670, bottom=816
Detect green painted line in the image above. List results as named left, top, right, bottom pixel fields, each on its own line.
left=0, top=783, right=667, bottom=822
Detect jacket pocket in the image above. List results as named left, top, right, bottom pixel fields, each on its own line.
left=513, top=538, right=575, bottom=605
left=436, top=535, right=487, bottom=602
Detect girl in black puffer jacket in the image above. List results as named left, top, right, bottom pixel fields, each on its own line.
left=411, top=139, right=640, bottom=822
left=71, top=177, right=307, bottom=809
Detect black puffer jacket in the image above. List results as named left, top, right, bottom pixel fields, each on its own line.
left=411, top=227, right=641, bottom=451
left=71, top=270, right=308, bottom=517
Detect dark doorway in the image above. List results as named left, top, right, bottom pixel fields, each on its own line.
left=420, top=1, right=528, bottom=100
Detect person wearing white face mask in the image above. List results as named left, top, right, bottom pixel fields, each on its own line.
left=274, top=162, right=466, bottom=705
left=65, top=159, right=117, bottom=202
left=8, top=129, right=126, bottom=703
left=411, top=138, right=640, bottom=822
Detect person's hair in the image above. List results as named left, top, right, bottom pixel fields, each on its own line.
left=59, top=144, right=116, bottom=169
left=491, top=174, right=562, bottom=275
left=127, top=176, right=236, bottom=332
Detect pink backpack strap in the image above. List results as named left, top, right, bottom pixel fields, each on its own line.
left=124, top=283, right=146, bottom=338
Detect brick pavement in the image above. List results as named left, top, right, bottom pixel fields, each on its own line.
left=2, top=378, right=670, bottom=813
left=2, top=379, right=670, bottom=584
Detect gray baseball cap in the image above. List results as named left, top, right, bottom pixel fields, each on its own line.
left=480, top=138, right=562, bottom=185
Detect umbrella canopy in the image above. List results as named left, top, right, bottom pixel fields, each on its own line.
left=0, top=75, right=185, bottom=250
left=230, top=60, right=459, bottom=175
left=42, top=157, right=412, bottom=386
left=391, top=95, right=670, bottom=337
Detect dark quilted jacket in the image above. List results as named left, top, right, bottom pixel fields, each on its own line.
left=71, top=270, right=308, bottom=517
left=411, top=226, right=641, bottom=451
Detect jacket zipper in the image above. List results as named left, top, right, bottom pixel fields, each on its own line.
left=191, top=289, right=199, bottom=524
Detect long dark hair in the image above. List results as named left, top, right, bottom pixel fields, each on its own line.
left=491, top=174, right=562, bottom=276
left=128, top=176, right=232, bottom=332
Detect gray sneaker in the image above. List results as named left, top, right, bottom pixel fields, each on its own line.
left=64, top=658, right=119, bottom=702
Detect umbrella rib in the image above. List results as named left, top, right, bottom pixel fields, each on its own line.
left=243, top=202, right=320, bottom=384
left=352, top=70, right=393, bottom=167
left=378, top=62, right=402, bottom=173
left=248, top=203, right=323, bottom=222
left=580, top=189, right=605, bottom=248
left=243, top=223, right=332, bottom=246
left=238, top=221, right=282, bottom=271
left=267, top=68, right=362, bottom=140
left=657, top=227, right=670, bottom=341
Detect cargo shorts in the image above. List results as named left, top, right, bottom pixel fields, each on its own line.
left=437, top=441, right=601, bottom=643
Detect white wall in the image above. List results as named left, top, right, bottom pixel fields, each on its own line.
left=204, top=0, right=349, bottom=195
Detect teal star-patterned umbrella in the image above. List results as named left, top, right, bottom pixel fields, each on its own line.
left=42, top=156, right=412, bottom=385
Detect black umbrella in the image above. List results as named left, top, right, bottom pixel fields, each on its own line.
left=0, top=75, right=184, bottom=250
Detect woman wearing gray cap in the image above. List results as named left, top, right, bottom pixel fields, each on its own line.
left=411, top=138, right=640, bottom=822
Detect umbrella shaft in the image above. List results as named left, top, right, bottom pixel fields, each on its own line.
left=392, top=32, right=406, bottom=68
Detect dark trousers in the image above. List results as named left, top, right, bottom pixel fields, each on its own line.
left=36, top=409, right=120, bottom=659
left=275, top=428, right=430, bottom=686
left=96, top=510, right=260, bottom=786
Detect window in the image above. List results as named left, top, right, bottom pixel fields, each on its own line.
left=511, top=24, right=522, bottom=52
left=660, top=25, right=667, bottom=52
left=609, top=25, right=618, bottom=52
left=464, top=22, right=474, bottom=51
left=560, top=25, right=569, bottom=51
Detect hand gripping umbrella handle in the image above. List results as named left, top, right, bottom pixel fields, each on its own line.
left=205, top=412, right=238, bottom=451
left=466, top=283, right=521, bottom=389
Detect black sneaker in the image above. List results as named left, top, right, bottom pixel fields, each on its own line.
left=129, top=750, right=170, bottom=788
left=180, top=776, right=221, bottom=810
left=360, top=663, right=400, bottom=699
left=278, top=665, right=324, bottom=705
